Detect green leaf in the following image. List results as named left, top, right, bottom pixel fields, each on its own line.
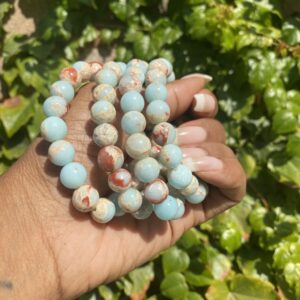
left=184, top=292, right=204, bottom=300
left=162, top=246, right=190, bottom=275
left=238, top=150, right=257, bottom=178
left=272, top=111, right=298, bottom=134
left=177, top=228, right=202, bottom=249
left=0, top=2, right=11, bottom=24
left=273, top=241, right=300, bottom=269
left=185, top=270, right=213, bottom=287
left=2, top=136, right=30, bottom=160
left=160, top=272, right=188, bottom=300
left=286, top=133, right=300, bottom=157
left=27, top=101, right=44, bottom=140
left=133, top=35, right=158, bottom=60
left=220, top=228, right=243, bottom=254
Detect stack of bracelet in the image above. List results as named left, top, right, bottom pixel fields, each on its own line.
left=40, top=58, right=208, bottom=224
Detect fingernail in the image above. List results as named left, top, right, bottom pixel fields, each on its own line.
left=175, top=126, right=207, bottom=145
left=193, top=93, right=215, bottom=113
left=181, top=73, right=213, bottom=83
left=181, top=148, right=223, bottom=172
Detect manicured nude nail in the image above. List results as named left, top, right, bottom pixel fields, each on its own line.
left=175, top=126, right=207, bottom=145
left=181, top=73, right=213, bottom=83
left=181, top=148, right=223, bottom=172
left=193, top=93, right=215, bottom=113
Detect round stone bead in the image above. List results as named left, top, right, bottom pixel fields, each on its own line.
left=59, top=67, right=82, bottom=86
left=93, top=84, right=117, bottom=103
left=50, top=80, right=75, bottom=103
left=94, top=68, right=118, bottom=87
left=134, top=157, right=160, bottom=183
left=127, top=59, right=148, bottom=73
left=60, top=162, right=87, bottom=189
left=89, top=61, right=103, bottom=79
left=144, top=178, right=169, bottom=204
left=91, top=198, right=116, bottom=223
left=146, top=100, right=170, bottom=124
left=121, top=111, right=146, bottom=135
left=168, top=164, right=193, bottom=189
left=132, top=198, right=153, bottom=220
left=103, top=61, right=123, bottom=79
left=125, top=66, right=145, bottom=83
left=120, top=90, right=145, bottom=113
left=145, top=83, right=168, bottom=103
left=180, top=175, right=199, bottom=196
left=159, top=144, right=183, bottom=169
left=167, top=71, right=176, bottom=82
left=97, top=145, right=124, bottom=172
left=125, top=133, right=151, bottom=160
left=118, top=188, right=143, bottom=213
left=145, top=69, right=167, bottom=86
left=153, top=195, right=178, bottom=221
left=43, top=96, right=67, bottom=118
left=149, top=58, right=169, bottom=76
left=93, top=123, right=118, bottom=147
left=174, top=198, right=185, bottom=219
left=108, top=168, right=132, bottom=193
left=186, top=181, right=208, bottom=204
left=91, top=100, right=116, bottom=124
left=72, top=185, right=99, bottom=212
left=48, top=140, right=75, bottom=166
left=108, top=192, right=125, bottom=217
left=116, top=61, right=127, bottom=75
left=40, top=116, right=67, bottom=142
left=73, top=61, right=91, bottom=81
left=118, top=75, right=143, bottom=95
left=152, top=122, right=176, bottom=146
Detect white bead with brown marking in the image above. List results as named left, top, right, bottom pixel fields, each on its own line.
left=72, top=185, right=99, bottom=212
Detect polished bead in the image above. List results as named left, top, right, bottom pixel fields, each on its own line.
left=72, top=185, right=99, bottom=212
left=48, top=140, right=75, bottom=166
left=149, top=58, right=171, bottom=76
left=144, top=178, right=169, bottom=204
left=59, top=67, right=82, bottom=86
left=180, top=175, right=199, bottom=196
left=93, top=84, right=117, bottom=103
left=125, top=133, right=151, bottom=159
left=146, top=100, right=170, bottom=124
left=108, top=168, right=132, bottom=192
left=125, top=66, right=145, bottom=83
left=120, top=90, right=145, bottom=113
left=103, top=61, right=123, bottom=79
left=153, top=195, right=178, bottom=221
left=94, top=68, right=118, bottom=87
left=50, top=80, right=75, bottom=103
left=167, top=71, right=176, bottom=82
left=145, top=69, right=167, bottom=86
left=91, top=100, right=116, bottom=124
left=43, top=96, right=67, bottom=118
left=159, top=144, right=182, bottom=169
left=174, top=198, right=185, bottom=219
left=132, top=198, right=153, bottom=220
left=108, top=192, right=125, bottom=217
left=60, top=162, right=87, bottom=189
left=161, top=58, right=173, bottom=76
left=97, top=145, right=124, bottom=172
left=152, top=122, right=176, bottom=146
left=186, top=181, right=208, bottom=204
left=118, top=75, right=143, bottom=95
left=121, top=111, right=146, bottom=135
left=40, top=116, right=67, bottom=142
left=127, top=59, right=148, bottom=73
left=91, top=198, right=116, bottom=223
left=134, top=157, right=160, bottom=183
left=116, top=61, right=127, bottom=75
left=145, top=83, right=168, bottom=103
left=168, top=164, right=193, bottom=189
left=73, top=61, right=91, bottom=81
left=118, top=188, right=143, bottom=213
left=89, top=61, right=103, bottom=80
left=93, top=123, right=118, bottom=147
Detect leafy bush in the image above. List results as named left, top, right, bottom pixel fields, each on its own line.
left=1, top=0, right=300, bottom=299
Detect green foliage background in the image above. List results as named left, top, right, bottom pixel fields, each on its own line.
left=1, top=0, right=300, bottom=299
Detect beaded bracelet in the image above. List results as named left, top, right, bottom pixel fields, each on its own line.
left=40, top=58, right=208, bottom=224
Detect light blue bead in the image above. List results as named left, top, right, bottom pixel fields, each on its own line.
left=93, top=198, right=116, bottom=223
left=50, top=80, right=75, bottom=103
left=153, top=195, right=178, bottom=220
left=132, top=198, right=153, bottom=220
left=125, top=133, right=151, bottom=159
left=186, top=182, right=208, bottom=204
left=125, top=66, right=145, bottom=83
left=118, top=188, right=142, bottom=213
left=73, top=61, right=88, bottom=72
left=91, top=100, right=116, bottom=124
left=108, top=192, right=125, bottom=217
left=159, top=144, right=183, bottom=169
left=168, top=164, right=193, bottom=189
left=161, top=58, right=173, bottom=75
left=95, top=68, right=118, bottom=87
left=43, top=96, right=67, bottom=117
left=120, top=91, right=145, bottom=112
left=152, top=122, right=177, bottom=146
left=40, top=116, right=67, bottom=142
left=60, top=162, right=87, bottom=189
left=174, top=199, right=185, bottom=219
left=127, top=59, right=148, bottom=73
left=121, top=111, right=146, bottom=135
left=145, top=83, right=168, bottom=103
left=116, top=62, right=127, bottom=75
left=134, top=157, right=160, bottom=183
left=93, top=84, right=116, bottom=103
left=167, top=72, right=176, bottom=82
left=48, top=140, right=75, bottom=166
left=146, top=100, right=170, bottom=124
left=145, top=69, right=167, bottom=85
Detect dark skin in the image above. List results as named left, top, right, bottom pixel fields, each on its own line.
left=0, top=75, right=246, bottom=299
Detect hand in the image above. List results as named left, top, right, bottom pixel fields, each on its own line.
left=0, top=74, right=246, bottom=299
